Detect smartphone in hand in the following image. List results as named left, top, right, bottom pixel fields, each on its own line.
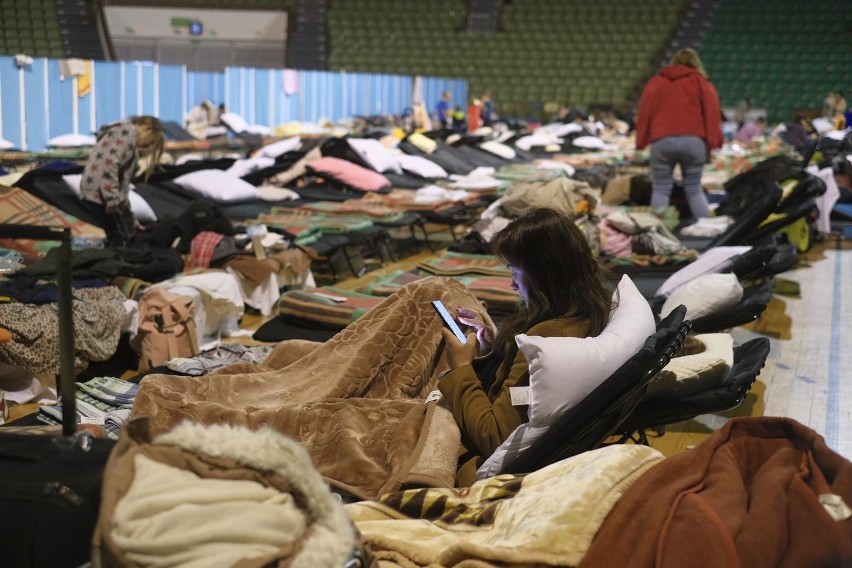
left=432, top=300, right=467, bottom=344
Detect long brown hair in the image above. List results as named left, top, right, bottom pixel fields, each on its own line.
left=669, top=48, right=707, bottom=77
left=130, top=115, right=164, bottom=181
left=490, top=208, right=615, bottom=370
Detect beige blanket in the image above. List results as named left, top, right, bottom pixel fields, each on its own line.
left=131, top=277, right=492, bottom=500
left=347, top=444, right=663, bottom=567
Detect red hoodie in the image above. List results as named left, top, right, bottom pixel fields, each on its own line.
left=635, top=65, right=724, bottom=151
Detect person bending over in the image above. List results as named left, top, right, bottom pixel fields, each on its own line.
left=437, top=208, right=615, bottom=485
left=80, top=115, right=164, bottom=247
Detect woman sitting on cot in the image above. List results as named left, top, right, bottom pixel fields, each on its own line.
left=438, top=207, right=615, bottom=485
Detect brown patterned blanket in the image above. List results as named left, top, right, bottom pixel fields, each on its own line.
left=130, top=277, right=492, bottom=500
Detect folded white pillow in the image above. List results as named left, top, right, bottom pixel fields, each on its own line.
left=477, top=275, right=655, bottom=479
left=656, top=246, right=751, bottom=297
left=538, top=122, right=583, bottom=137
left=660, top=273, right=743, bottom=320
left=226, top=156, right=275, bottom=179
left=257, top=136, right=301, bottom=159
left=0, top=138, right=14, bottom=150
left=514, top=133, right=561, bottom=151
left=396, top=154, right=448, bottom=179
left=62, top=173, right=83, bottom=197
left=571, top=136, right=608, bottom=150
left=220, top=112, right=271, bottom=136
left=63, top=173, right=156, bottom=222
left=173, top=169, right=258, bottom=203
left=346, top=138, right=402, bottom=174
left=479, top=140, right=516, bottom=160
left=48, top=133, right=97, bottom=147
left=219, top=112, right=248, bottom=133
left=128, top=190, right=157, bottom=223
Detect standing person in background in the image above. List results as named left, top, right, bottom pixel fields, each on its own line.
left=635, top=48, right=723, bottom=219
left=80, top=116, right=164, bottom=247
left=467, top=98, right=482, bottom=133
left=451, top=105, right=467, bottom=132
left=481, top=91, right=498, bottom=126
left=436, top=91, right=452, bottom=129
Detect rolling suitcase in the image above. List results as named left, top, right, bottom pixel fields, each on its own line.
left=0, top=225, right=117, bottom=567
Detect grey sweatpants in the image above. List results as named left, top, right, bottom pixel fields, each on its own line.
left=649, top=135, right=710, bottom=219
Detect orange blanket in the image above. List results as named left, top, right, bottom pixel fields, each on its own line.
left=580, top=417, right=852, bottom=567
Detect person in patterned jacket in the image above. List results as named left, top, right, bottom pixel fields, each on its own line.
left=80, top=115, right=164, bottom=247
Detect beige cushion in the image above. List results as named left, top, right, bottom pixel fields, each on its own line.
left=660, top=273, right=743, bottom=320
left=644, top=333, right=734, bottom=401
left=407, top=132, right=437, bottom=154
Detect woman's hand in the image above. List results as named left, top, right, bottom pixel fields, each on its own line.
left=456, top=306, right=495, bottom=355
left=441, top=328, right=477, bottom=368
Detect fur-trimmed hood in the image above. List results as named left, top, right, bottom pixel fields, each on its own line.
left=94, top=421, right=361, bottom=568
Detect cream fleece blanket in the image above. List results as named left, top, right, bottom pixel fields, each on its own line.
left=347, top=444, right=664, bottom=567
left=112, top=454, right=305, bottom=568
left=100, top=422, right=357, bottom=568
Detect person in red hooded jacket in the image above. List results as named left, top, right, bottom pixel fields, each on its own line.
left=636, top=48, right=723, bottom=219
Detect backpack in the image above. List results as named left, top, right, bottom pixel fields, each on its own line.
left=133, top=288, right=199, bottom=371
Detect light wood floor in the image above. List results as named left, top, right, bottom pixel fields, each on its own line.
left=8, top=230, right=851, bottom=462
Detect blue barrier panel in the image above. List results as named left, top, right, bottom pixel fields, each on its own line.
left=23, top=59, right=49, bottom=151
left=158, top=64, right=184, bottom=124
left=48, top=59, right=75, bottom=139
left=0, top=56, right=23, bottom=148
left=94, top=61, right=123, bottom=127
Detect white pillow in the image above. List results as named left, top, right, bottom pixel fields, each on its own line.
left=656, top=246, right=751, bottom=297
left=346, top=138, right=402, bottom=174
left=539, top=122, right=583, bottom=137
left=62, top=173, right=83, bottom=197
left=244, top=124, right=272, bottom=136
left=64, top=173, right=154, bottom=222
left=219, top=112, right=248, bottom=134
left=226, top=156, right=275, bottom=179
left=173, top=169, right=258, bottom=203
left=660, top=273, right=743, bottom=320
left=48, top=133, right=96, bottom=147
left=396, top=154, right=448, bottom=179
left=571, top=136, right=608, bottom=149
left=479, top=140, right=516, bottom=160
left=514, top=133, right=561, bottom=151
left=128, top=190, right=157, bottom=223
left=0, top=138, right=13, bottom=150
left=257, top=137, right=302, bottom=159
left=477, top=275, right=655, bottom=479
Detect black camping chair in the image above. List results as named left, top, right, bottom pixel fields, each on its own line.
left=501, top=305, right=692, bottom=475
left=617, top=337, right=771, bottom=444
